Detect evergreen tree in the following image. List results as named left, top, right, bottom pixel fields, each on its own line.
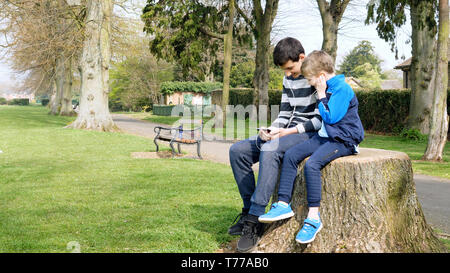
left=338, top=40, right=382, bottom=78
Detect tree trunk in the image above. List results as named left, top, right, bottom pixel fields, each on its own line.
left=317, top=0, right=350, bottom=62
left=53, top=54, right=65, bottom=115
left=48, top=77, right=60, bottom=115
left=255, top=148, right=445, bottom=253
left=423, top=0, right=449, bottom=161
left=221, top=0, right=235, bottom=124
left=67, top=0, right=117, bottom=131
left=60, top=57, right=75, bottom=116
left=50, top=57, right=64, bottom=115
left=408, top=1, right=437, bottom=134
left=252, top=0, right=278, bottom=110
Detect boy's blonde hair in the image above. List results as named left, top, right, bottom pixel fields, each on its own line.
left=301, top=50, right=335, bottom=78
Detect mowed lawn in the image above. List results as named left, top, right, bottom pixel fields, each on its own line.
left=0, top=105, right=241, bottom=253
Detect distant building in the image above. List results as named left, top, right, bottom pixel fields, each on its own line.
left=394, top=40, right=450, bottom=88
left=164, top=92, right=211, bottom=106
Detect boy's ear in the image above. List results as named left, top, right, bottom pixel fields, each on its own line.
left=299, top=53, right=306, bottom=61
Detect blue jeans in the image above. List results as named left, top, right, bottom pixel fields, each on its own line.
left=229, top=132, right=314, bottom=216
left=277, top=133, right=355, bottom=207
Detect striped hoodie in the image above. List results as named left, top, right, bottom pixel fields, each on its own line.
left=271, top=75, right=322, bottom=133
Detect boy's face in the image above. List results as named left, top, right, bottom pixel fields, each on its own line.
left=305, top=72, right=326, bottom=87
left=305, top=75, right=318, bottom=87
left=280, top=54, right=305, bottom=78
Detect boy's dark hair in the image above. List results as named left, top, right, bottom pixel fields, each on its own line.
left=273, top=37, right=305, bottom=66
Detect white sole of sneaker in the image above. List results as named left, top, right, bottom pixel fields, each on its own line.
left=295, top=223, right=323, bottom=244
left=258, top=211, right=295, bottom=223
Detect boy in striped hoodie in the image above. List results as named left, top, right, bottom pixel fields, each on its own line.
left=258, top=50, right=364, bottom=244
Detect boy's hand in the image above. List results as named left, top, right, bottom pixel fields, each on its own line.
left=259, top=128, right=271, bottom=141
left=268, top=126, right=280, bottom=135
left=269, top=127, right=296, bottom=139
left=268, top=128, right=283, bottom=140
left=316, top=75, right=327, bottom=99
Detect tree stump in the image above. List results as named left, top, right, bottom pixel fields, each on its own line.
left=255, top=148, right=445, bottom=253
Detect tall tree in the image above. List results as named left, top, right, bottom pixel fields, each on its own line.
left=67, top=0, right=118, bottom=131
left=142, top=0, right=247, bottom=121
left=366, top=0, right=438, bottom=134
left=423, top=0, right=448, bottom=161
left=0, top=0, right=84, bottom=116
left=317, top=0, right=351, bottom=62
left=222, top=0, right=235, bottom=121
left=338, top=40, right=383, bottom=78
left=237, top=0, right=279, bottom=108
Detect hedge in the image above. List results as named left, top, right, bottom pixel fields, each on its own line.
left=227, top=88, right=450, bottom=134
left=160, top=81, right=223, bottom=95
left=356, top=89, right=408, bottom=133
left=356, top=89, right=450, bottom=133
left=0, top=98, right=30, bottom=106
left=9, top=98, right=30, bottom=106
left=153, top=105, right=176, bottom=116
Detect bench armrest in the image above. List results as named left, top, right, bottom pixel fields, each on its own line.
left=154, top=126, right=174, bottom=134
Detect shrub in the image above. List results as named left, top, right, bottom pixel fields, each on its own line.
left=160, top=81, right=223, bottom=95
left=0, top=97, right=7, bottom=105
left=399, top=128, right=427, bottom=142
left=356, top=89, right=450, bottom=134
left=41, top=99, right=50, bottom=106
left=355, top=89, right=410, bottom=133
left=9, top=98, right=30, bottom=106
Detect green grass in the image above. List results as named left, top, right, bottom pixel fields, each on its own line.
left=440, top=238, right=450, bottom=250
left=0, top=105, right=241, bottom=252
left=2, top=106, right=449, bottom=252
left=360, top=133, right=450, bottom=179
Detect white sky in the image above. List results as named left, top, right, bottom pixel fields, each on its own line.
left=0, top=0, right=412, bottom=91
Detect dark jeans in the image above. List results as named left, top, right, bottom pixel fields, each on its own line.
left=277, top=133, right=355, bottom=207
left=229, top=132, right=314, bottom=216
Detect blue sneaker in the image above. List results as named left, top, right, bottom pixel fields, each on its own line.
left=258, top=202, right=294, bottom=223
left=295, top=217, right=323, bottom=244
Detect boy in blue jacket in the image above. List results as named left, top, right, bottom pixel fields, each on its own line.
left=258, top=50, right=364, bottom=244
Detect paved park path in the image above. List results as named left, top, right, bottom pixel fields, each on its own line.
left=112, top=114, right=450, bottom=235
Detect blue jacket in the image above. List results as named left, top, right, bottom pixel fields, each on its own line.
left=318, top=74, right=364, bottom=146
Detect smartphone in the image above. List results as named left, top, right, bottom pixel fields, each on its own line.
left=257, top=128, right=271, bottom=133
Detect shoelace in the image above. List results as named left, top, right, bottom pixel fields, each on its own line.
left=264, top=203, right=279, bottom=216
left=271, top=202, right=285, bottom=209
left=241, top=223, right=257, bottom=239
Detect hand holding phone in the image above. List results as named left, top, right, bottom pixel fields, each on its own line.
left=258, top=127, right=271, bottom=141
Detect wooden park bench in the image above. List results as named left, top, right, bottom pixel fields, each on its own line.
left=153, top=119, right=203, bottom=159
